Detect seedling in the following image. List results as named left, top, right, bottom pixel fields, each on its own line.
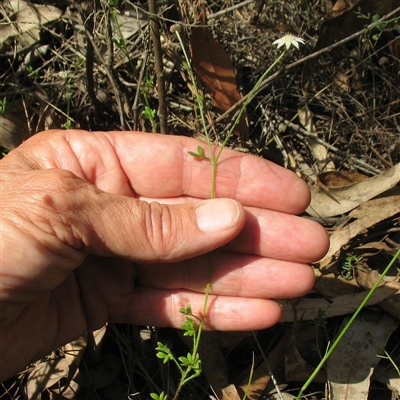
left=341, top=254, right=362, bottom=280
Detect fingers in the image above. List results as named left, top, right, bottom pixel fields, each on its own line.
left=11, top=129, right=311, bottom=214
left=226, top=207, right=329, bottom=263
left=117, top=287, right=284, bottom=331
left=77, top=256, right=285, bottom=331
left=136, top=253, right=315, bottom=299
left=110, top=131, right=311, bottom=214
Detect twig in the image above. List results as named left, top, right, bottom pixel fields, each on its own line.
left=79, top=1, right=102, bottom=113
left=281, top=118, right=383, bottom=175
left=83, top=15, right=127, bottom=129
left=207, top=0, right=255, bottom=19
left=148, top=0, right=168, bottom=133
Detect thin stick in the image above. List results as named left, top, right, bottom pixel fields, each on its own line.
left=148, top=0, right=168, bottom=133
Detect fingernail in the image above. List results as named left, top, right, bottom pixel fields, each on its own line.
left=195, top=199, right=240, bottom=232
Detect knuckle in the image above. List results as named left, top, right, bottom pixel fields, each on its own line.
left=144, top=202, right=178, bottom=260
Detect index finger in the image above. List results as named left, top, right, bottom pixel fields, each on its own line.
left=13, top=130, right=310, bottom=214
left=111, top=131, right=310, bottom=214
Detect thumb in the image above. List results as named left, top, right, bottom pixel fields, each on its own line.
left=81, top=194, right=245, bottom=262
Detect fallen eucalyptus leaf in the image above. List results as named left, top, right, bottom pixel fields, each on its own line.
left=279, top=285, right=398, bottom=323
left=0, top=4, right=62, bottom=54
left=306, top=163, right=400, bottom=218
left=327, top=310, right=398, bottom=400
left=321, top=195, right=400, bottom=264
left=191, top=25, right=248, bottom=139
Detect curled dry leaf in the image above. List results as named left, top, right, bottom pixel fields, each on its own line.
left=306, top=162, right=400, bottom=218
left=332, top=0, right=358, bottom=17
left=319, top=170, right=369, bottom=188
left=355, top=267, right=386, bottom=290
left=320, top=195, right=400, bottom=265
left=191, top=26, right=249, bottom=139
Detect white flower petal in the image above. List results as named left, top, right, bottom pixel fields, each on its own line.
left=273, top=34, right=305, bottom=50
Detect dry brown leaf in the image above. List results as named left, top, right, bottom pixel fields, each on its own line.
left=327, top=310, right=399, bottom=399
left=356, top=267, right=386, bottom=290
left=380, top=292, right=400, bottom=320
left=0, top=4, right=62, bottom=54
left=314, top=271, right=362, bottom=298
left=321, top=195, right=400, bottom=264
left=306, top=163, right=400, bottom=218
left=191, top=26, right=248, bottom=139
left=0, top=99, right=34, bottom=149
left=279, top=285, right=398, bottom=323
left=285, top=341, right=327, bottom=383
left=26, top=355, right=70, bottom=398
left=356, top=241, right=398, bottom=255
left=332, top=0, right=357, bottom=17
left=319, top=170, right=369, bottom=187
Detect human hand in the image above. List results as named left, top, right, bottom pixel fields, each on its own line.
left=0, top=129, right=328, bottom=381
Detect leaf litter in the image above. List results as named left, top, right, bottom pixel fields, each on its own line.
left=1, top=0, right=400, bottom=399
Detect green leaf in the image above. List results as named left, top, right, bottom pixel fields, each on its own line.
left=150, top=392, right=168, bottom=400
left=155, top=342, right=174, bottom=363
left=182, top=317, right=196, bottom=336
left=188, top=146, right=209, bottom=159
left=179, top=305, right=192, bottom=315
left=197, top=145, right=205, bottom=157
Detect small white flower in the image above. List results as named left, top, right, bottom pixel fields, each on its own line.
left=272, top=34, right=305, bottom=50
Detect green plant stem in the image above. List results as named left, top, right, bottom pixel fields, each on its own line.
left=296, top=248, right=400, bottom=400
left=215, top=49, right=288, bottom=163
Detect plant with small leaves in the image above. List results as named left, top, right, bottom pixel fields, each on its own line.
left=355, top=9, right=399, bottom=41
left=0, top=97, right=7, bottom=114
left=150, top=392, right=168, bottom=400
left=149, top=30, right=307, bottom=400
left=340, top=255, right=361, bottom=280
left=26, top=65, right=39, bottom=77
left=140, top=75, right=157, bottom=132
left=187, top=145, right=209, bottom=160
